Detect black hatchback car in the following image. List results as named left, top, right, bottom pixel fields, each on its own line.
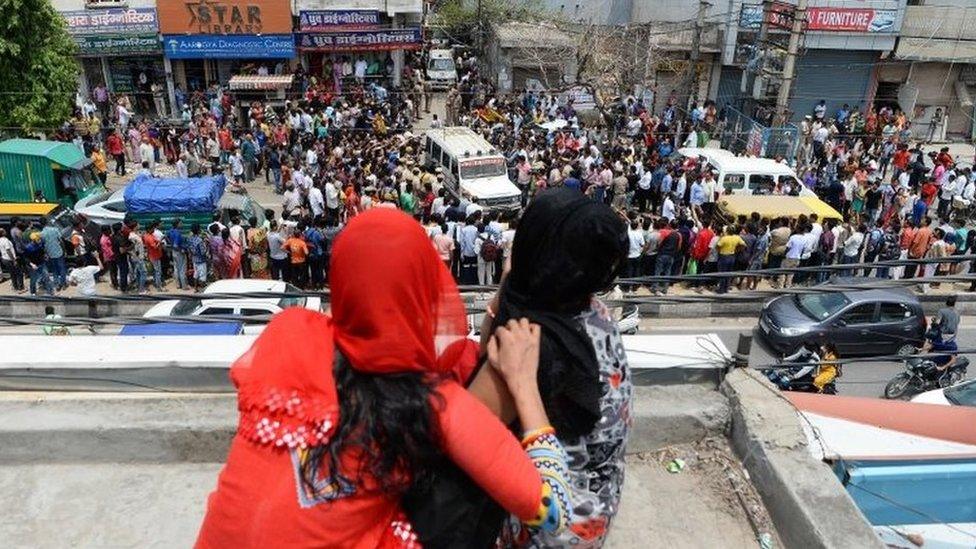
left=757, top=283, right=926, bottom=357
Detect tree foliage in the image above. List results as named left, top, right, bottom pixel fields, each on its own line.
left=433, top=0, right=548, bottom=42
left=0, top=0, right=80, bottom=132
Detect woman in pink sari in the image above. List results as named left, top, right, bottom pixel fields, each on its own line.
left=128, top=126, right=142, bottom=164
left=221, top=228, right=243, bottom=279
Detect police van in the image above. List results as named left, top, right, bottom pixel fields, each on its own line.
left=424, top=127, right=521, bottom=211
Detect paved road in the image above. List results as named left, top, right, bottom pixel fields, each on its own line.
left=638, top=317, right=975, bottom=398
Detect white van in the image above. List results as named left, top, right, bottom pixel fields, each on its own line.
left=678, top=147, right=814, bottom=197
left=426, top=49, right=457, bottom=89
left=424, top=127, right=521, bottom=211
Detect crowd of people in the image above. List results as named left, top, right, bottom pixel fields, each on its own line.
left=3, top=45, right=976, bottom=300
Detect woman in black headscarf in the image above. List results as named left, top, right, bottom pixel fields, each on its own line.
left=405, top=188, right=632, bottom=548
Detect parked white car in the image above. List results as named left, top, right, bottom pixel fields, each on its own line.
left=143, top=279, right=321, bottom=334
left=910, top=377, right=976, bottom=408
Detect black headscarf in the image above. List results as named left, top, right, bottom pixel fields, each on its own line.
left=495, top=188, right=627, bottom=439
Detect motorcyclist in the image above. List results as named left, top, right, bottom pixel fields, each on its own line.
left=921, top=331, right=958, bottom=374
left=781, top=342, right=839, bottom=393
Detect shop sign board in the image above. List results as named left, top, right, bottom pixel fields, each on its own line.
left=61, top=7, right=158, bottom=35
left=158, top=0, right=292, bottom=35
left=163, top=34, right=295, bottom=59
left=75, top=33, right=161, bottom=56
left=297, top=28, right=422, bottom=52
left=740, top=4, right=898, bottom=33
left=298, top=10, right=382, bottom=32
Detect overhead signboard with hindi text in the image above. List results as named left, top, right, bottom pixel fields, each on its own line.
left=297, top=28, right=422, bottom=52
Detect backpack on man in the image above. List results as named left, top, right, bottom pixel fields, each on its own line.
left=479, top=236, right=500, bottom=262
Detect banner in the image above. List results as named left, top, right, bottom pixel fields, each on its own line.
left=299, top=10, right=382, bottom=32
left=61, top=7, right=158, bottom=35
left=739, top=5, right=898, bottom=33
left=158, top=0, right=292, bottom=35
left=806, top=8, right=897, bottom=33
left=75, top=33, right=161, bottom=56
left=163, top=34, right=295, bottom=59
left=297, top=28, right=422, bottom=52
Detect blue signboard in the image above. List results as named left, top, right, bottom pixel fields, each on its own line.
left=297, top=28, right=422, bottom=52
left=299, top=10, right=382, bottom=32
left=163, top=34, right=295, bottom=59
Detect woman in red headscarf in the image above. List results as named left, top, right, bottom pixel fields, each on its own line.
left=196, top=208, right=572, bottom=548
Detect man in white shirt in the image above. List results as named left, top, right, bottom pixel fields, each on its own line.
left=626, top=219, right=647, bottom=281
left=354, top=57, right=368, bottom=83
left=138, top=138, right=155, bottom=171
left=175, top=154, right=189, bottom=179
left=781, top=225, right=808, bottom=287
left=305, top=148, right=318, bottom=175
left=228, top=150, right=244, bottom=184
left=68, top=265, right=102, bottom=296
left=324, top=180, right=340, bottom=217
left=292, top=167, right=309, bottom=191
left=662, top=194, right=676, bottom=221
left=308, top=184, right=325, bottom=218
left=841, top=223, right=865, bottom=275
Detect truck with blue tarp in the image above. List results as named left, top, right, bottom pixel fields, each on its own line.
left=122, top=174, right=227, bottom=229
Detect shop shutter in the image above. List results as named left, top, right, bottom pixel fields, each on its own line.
left=716, top=66, right=743, bottom=109
left=792, top=49, right=877, bottom=123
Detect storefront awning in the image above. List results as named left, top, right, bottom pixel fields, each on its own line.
left=228, top=75, right=295, bottom=91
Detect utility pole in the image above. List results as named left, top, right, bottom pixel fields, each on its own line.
left=684, top=0, right=710, bottom=111
left=773, top=0, right=807, bottom=126
left=748, top=0, right=772, bottom=101
left=476, top=0, right=483, bottom=55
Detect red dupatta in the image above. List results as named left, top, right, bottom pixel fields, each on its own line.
left=197, top=209, right=543, bottom=549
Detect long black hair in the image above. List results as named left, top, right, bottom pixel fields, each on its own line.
left=299, top=353, right=444, bottom=496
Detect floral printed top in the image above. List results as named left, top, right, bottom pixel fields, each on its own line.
left=501, top=299, right=633, bottom=548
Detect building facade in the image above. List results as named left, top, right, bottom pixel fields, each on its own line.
left=718, top=0, right=908, bottom=125
left=882, top=0, right=976, bottom=139
left=56, top=0, right=424, bottom=119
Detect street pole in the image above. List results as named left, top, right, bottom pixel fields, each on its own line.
left=684, top=0, right=710, bottom=111
left=750, top=0, right=772, bottom=102
left=476, top=0, right=483, bottom=55
left=773, top=0, right=807, bottom=126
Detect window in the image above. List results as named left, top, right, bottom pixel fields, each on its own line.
left=104, top=200, right=127, bottom=213
left=459, top=158, right=506, bottom=179
left=198, top=307, right=234, bottom=316
left=428, top=58, right=454, bottom=71
left=172, top=299, right=202, bottom=316
left=723, top=173, right=745, bottom=190
left=749, top=174, right=776, bottom=195
left=840, top=303, right=876, bottom=325
left=430, top=142, right=443, bottom=166
left=279, top=284, right=307, bottom=309
left=944, top=380, right=976, bottom=406
left=879, top=303, right=913, bottom=323
left=795, top=293, right=851, bottom=320
left=240, top=308, right=273, bottom=323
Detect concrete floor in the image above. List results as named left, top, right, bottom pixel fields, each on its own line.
left=608, top=438, right=779, bottom=549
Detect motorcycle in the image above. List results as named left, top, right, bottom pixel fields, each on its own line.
left=883, top=355, right=970, bottom=400
left=762, top=365, right=838, bottom=395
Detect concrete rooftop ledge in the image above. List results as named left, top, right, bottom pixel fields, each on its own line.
left=0, top=374, right=882, bottom=548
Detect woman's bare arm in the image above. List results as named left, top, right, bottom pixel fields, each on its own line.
left=468, top=358, right=517, bottom=424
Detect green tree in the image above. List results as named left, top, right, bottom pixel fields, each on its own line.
left=434, top=0, right=547, bottom=43
left=0, top=0, right=80, bottom=132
